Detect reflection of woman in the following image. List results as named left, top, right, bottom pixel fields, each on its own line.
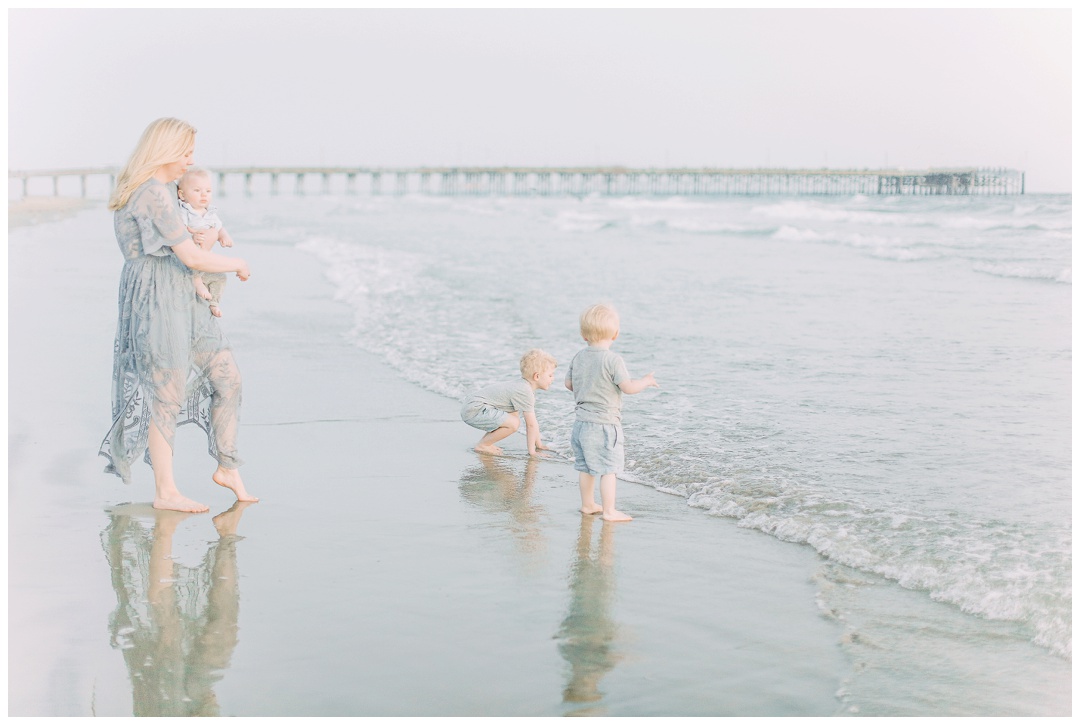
left=98, top=118, right=256, bottom=512
left=557, top=515, right=621, bottom=710
left=102, top=502, right=252, bottom=716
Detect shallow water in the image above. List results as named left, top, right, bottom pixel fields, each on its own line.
left=231, top=190, right=1070, bottom=711
left=8, top=192, right=1070, bottom=715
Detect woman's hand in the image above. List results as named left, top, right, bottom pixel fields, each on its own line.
left=235, top=260, right=251, bottom=281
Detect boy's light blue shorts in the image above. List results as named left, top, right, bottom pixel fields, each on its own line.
left=461, top=402, right=511, bottom=432
left=570, top=421, right=624, bottom=476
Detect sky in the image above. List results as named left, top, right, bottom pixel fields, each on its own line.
left=7, top=8, right=1073, bottom=192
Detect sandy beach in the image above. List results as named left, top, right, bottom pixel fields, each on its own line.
left=7, top=201, right=856, bottom=716
left=8, top=195, right=98, bottom=229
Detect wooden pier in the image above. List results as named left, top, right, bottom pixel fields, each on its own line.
left=9, top=165, right=1025, bottom=199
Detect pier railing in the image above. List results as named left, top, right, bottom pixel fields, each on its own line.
left=9, top=165, right=1025, bottom=199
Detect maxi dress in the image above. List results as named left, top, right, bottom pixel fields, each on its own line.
left=99, top=178, right=243, bottom=483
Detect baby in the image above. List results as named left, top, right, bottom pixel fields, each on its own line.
left=461, top=349, right=558, bottom=456
left=565, top=303, right=658, bottom=522
left=177, top=167, right=234, bottom=317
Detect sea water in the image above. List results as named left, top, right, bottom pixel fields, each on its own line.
left=233, top=190, right=1070, bottom=713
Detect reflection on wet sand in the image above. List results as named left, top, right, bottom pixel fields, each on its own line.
left=459, top=456, right=547, bottom=562
left=557, top=515, right=622, bottom=715
left=101, top=501, right=253, bottom=716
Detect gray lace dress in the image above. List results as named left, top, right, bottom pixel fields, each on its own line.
left=99, top=179, right=243, bottom=483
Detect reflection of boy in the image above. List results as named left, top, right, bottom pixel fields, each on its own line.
left=461, top=349, right=558, bottom=456
left=177, top=168, right=234, bottom=317
left=566, top=303, right=658, bottom=522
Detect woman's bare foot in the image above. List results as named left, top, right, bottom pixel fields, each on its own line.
left=212, top=467, right=259, bottom=502
left=213, top=500, right=254, bottom=537
left=580, top=503, right=604, bottom=515
left=209, top=304, right=223, bottom=318
left=601, top=509, right=633, bottom=522
left=153, top=494, right=209, bottom=513
left=474, top=444, right=503, bottom=455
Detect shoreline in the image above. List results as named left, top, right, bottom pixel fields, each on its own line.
left=8, top=201, right=1068, bottom=716
left=8, top=195, right=101, bottom=229
left=7, top=205, right=849, bottom=716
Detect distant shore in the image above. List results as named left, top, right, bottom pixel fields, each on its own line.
left=8, top=195, right=100, bottom=229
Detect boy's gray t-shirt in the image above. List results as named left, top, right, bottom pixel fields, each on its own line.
left=566, top=347, right=630, bottom=423
left=466, top=378, right=535, bottom=414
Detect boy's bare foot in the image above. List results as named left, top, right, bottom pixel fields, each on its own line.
left=194, top=280, right=213, bottom=300
left=153, top=495, right=210, bottom=513
left=212, top=467, right=259, bottom=502
left=209, top=304, right=223, bottom=318
left=474, top=444, right=503, bottom=455
left=601, top=509, right=633, bottom=522
left=579, top=504, right=604, bottom=515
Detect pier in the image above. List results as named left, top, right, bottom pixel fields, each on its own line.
left=9, top=166, right=1025, bottom=199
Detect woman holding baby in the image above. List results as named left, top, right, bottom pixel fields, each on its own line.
left=99, top=117, right=257, bottom=512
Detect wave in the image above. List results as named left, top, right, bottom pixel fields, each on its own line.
left=972, top=262, right=1072, bottom=284
left=644, top=467, right=1071, bottom=659
left=751, top=199, right=1071, bottom=234
left=552, top=211, right=617, bottom=233
left=772, top=225, right=941, bottom=261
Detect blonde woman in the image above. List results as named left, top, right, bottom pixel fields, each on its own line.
left=99, top=118, right=257, bottom=512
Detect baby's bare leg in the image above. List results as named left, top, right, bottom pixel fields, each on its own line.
left=599, top=473, right=632, bottom=522
left=193, top=275, right=213, bottom=301
left=207, top=277, right=225, bottom=318
left=578, top=472, right=603, bottom=514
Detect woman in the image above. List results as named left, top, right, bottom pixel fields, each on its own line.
left=99, top=118, right=256, bottom=512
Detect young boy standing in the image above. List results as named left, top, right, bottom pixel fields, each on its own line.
left=565, top=304, right=658, bottom=522
left=461, top=349, right=558, bottom=456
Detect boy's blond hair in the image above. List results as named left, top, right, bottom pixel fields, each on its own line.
left=179, top=166, right=212, bottom=186
left=520, top=348, right=557, bottom=378
left=579, top=303, right=620, bottom=342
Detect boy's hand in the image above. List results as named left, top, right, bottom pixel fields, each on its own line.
left=188, top=226, right=207, bottom=245
left=642, top=372, right=659, bottom=389
left=219, top=229, right=234, bottom=248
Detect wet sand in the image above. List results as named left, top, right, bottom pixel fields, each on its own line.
left=8, top=195, right=98, bottom=230
left=8, top=205, right=848, bottom=716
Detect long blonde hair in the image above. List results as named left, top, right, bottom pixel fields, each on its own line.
left=108, top=118, right=196, bottom=210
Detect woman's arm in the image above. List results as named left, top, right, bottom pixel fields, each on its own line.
left=171, top=239, right=250, bottom=279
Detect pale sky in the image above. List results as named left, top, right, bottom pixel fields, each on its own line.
left=7, top=8, right=1072, bottom=192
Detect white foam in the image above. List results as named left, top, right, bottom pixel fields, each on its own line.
left=972, top=262, right=1072, bottom=284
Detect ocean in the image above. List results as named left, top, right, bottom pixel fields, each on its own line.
left=228, top=189, right=1069, bottom=713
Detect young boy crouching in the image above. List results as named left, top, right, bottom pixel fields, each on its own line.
left=461, top=349, right=557, bottom=456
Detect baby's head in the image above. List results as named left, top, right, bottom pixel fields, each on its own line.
left=579, top=303, right=620, bottom=343
left=177, top=167, right=213, bottom=210
left=520, top=348, right=557, bottom=390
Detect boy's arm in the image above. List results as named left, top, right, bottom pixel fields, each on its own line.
left=619, top=372, right=659, bottom=395
left=523, top=410, right=548, bottom=455
left=218, top=227, right=234, bottom=248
